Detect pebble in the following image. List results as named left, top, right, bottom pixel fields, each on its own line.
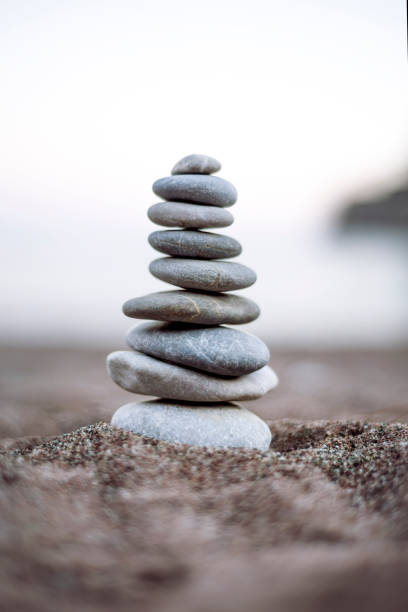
left=171, top=154, right=221, bottom=175
left=149, top=258, right=256, bottom=292
left=107, top=155, right=278, bottom=446
left=111, top=400, right=271, bottom=450
left=107, top=351, right=278, bottom=401
left=147, top=201, right=234, bottom=229
left=152, top=175, right=237, bottom=207
left=127, top=322, right=270, bottom=376
left=123, top=290, right=260, bottom=325
left=148, top=230, right=242, bottom=259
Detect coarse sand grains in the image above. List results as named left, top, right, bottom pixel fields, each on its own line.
left=1, top=419, right=408, bottom=612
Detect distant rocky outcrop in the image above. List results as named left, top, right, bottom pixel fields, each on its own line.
left=339, top=180, right=408, bottom=230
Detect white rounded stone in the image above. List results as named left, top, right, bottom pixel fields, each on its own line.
left=111, top=400, right=272, bottom=450
left=106, top=351, right=278, bottom=402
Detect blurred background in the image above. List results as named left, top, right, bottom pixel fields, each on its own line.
left=1, top=0, right=407, bottom=348
left=1, top=0, right=408, bottom=439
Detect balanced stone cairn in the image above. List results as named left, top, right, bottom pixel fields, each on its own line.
left=107, top=154, right=278, bottom=451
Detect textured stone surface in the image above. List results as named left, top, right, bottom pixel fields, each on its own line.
left=111, top=400, right=272, bottom=450
left=123, top=290, right=260, bottom=325
left=171, top=154, right=221, bottom=176
left=148, top=230, right=242, bottom=259
left=107, top=351, right=278, bottom=401
left=149, top=258, right=257, bottom=292
left=127, top=322, right=270, bottom=376
left=152, top=175, right=237, bottom=207
left=148, top=201, right=234, bottom=229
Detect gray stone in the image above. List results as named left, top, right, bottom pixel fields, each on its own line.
left=123, top=290, right=260, bottom=325
left=148, top=230, right=242, bottom=259
left=149, top=258, right=256, bottom=292
left=127, top=322, right=270, bottom=376
left=171, top=154, right=221, bottom=176
left=148, top=201, right=234, bottom=229
left=107, top=351, right=278, bottom=401
left=152, top=175, right=237, bottom=207
left=111, top=400, right=271, bottom=450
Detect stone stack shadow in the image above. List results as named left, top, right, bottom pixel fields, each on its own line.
left=107, top=154, right=278, bottom=451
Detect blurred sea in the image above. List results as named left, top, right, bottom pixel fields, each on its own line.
left=1, top=215, right=406, bottom=348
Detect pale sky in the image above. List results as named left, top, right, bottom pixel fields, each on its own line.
left=1, top=0, right=407, bottom=347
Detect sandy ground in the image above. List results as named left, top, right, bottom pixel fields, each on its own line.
left=0, top=345, right=408, bottom=611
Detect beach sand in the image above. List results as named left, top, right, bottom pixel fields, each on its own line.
left=0, top=345, right=407, bottom=611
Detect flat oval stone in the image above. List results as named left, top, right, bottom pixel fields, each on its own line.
left=123, top=290, right=260, bottom=325
left=107, top=351, right=278, bottom=401
left=152, top=175, right=237, bottom=207
left=149, top=258, right=256, bottom=292
left=171, top=154, right=221, bottom=175
left=148, top=230, right=242, bottom=259
left=111, top=400, right=271, bottom=451
left=127, top=323, right=270, bottom=376
left=148, top=201, right=234, bottom=229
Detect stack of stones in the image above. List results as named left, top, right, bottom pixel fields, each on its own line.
left=107, top=154, right=278, bottom=451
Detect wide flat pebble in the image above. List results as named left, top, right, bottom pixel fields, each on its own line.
left=123, top=290, right=260, bottom=325
left=171, top=154, right=221, bottom=175
left=127, top=322, right=270, bottom=376
left=107, top=351, right=278, bottom=401
left=111, top=400, right=271, bottom=450
left=148, top=201, right=234, bottom=229
left=149, top=258, right=256, bottom=292
left=148, top=230, right=242, bottom=259
left=153, top=175, right=237, bottom=207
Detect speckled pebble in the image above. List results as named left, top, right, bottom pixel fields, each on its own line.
left=149, top=258, right=256, bottom=292
left=171, top=154, right=221, bottom=175
left=152, top=175, right=237, bottom=207
left=148, top=230, right=242, bottom=259
left=148, top=201, right=234, bottom=229
left=127, top=322, right=270, bottom=376
left=111, top=400, right=271, bottom=450
left=107, top=351, right=278, bottom=401
left=122, top=290, right=260, bottom=325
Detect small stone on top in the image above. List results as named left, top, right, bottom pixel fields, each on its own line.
left=172, top=154, right=221, bottom=175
